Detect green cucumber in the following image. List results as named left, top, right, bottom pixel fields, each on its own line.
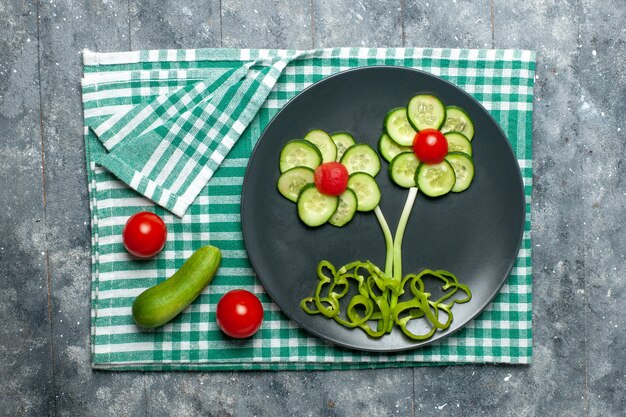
left=340, top=143, right=381, bottom=176
left=329, top=188, right=358, bottom=227
left=297, top=184, right=339, bottom=227
left=304, top=129, right=337, bottom=163
left=384, top=107, right=417, bottom=146
left=445, top=152, right=475, bottom=192
left=407, top=94, right=446, bottom=131
left=444, top=132, right=472, bottom=156
left=330, top=132, right=356, bottom=161
left=378, top=133, right=412, bottom=163
left=279, top=140, right=323, bottom=173
left=415, top=160, right=456, bottom=197
left=277, top=166, right=315, bottom=202
left=389, top=152, right=419, bottom=188
left=348, top=172, right=381, bottom=212
left=132, top=245, right=222, bottom=328
left=441, top=106, right=475, bottom=140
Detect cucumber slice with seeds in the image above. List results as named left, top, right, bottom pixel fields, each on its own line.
left=407, top=94, right=446, bottom=131
left=277, top=166, right=315, bottom=202
left=378, top=133, right=412, bottom=163
left=444, top=132, right=472, bottom=156
left=415, top=160, right=456, bottom=197
left=279, top=140, right=322, bottom=173
left=347, top=172, right=381, bottom=212
left=384, top=107, right=417, bottom=146
left=304, top=130, right=337, bottom=163
left=330, top=132, right=356, bottom=161
left=329, top=188, right=357, bottom=227
left=441, top=106, right=474, bottom=140
left=297, top=184, right=338, bottom=227
left=340, top=144, right=381, bottom=177
left=389, top=152, right=419, bottom=188
left=445, top=152, right=475, bottom=192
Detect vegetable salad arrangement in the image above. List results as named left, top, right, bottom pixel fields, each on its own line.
left=277, top=94, right=475, bottom=341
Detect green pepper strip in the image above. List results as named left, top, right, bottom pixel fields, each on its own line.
left=301, top=261, right=472, bottom=341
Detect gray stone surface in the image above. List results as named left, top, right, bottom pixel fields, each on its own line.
left=414, top=364, right=533, bottom=415
left=1, top=0, right=625, bottom=416
left=222, top=0, right=312, bottom=49
left=0, top=1, right=53, bottom=415
left=405, top=0, right=492, bottom=49
left=578, top=2, right=626, bottom=416
left=313, top=0, right=403, bottom=47
left=493, top=1, right=588, bottom=415
left=130, top=0, right=221, bottom=50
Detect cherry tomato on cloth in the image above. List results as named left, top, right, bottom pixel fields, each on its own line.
left=412, top=128, right=448, bottom=164
left=314, top=162, right=349, bottom=196
left=216, top=289, right=264, bottom=338
left=122, top=211, right=167, bottom=258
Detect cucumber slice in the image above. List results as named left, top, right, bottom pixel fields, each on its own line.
left=304, top=130, right=337, bottom=163
left=389, top=152, right=419, bottom=188
left=297, top=184, right=338, bottom=227
left=407, top=94, right=446, bottom=131
left=279, top=140, right=322, bottom=173
left=340, top=144, right=381, bottom=177
left=441, top=106, right=475, bottom=140
left=384, top=107, right=417, bottom=146
left=330, top=132, right=356, bottom=161
left=415, top=160, right=456, bottom=197
left=445, top=152, right=475, bottom=192
left=444, top=132, right=472, bottom=156
left=347, top=172, right=381, bottom=212
left=378, top=133, right=412, bottom=163
left=277, top=166, right=315, bottom=202
left=329, top=188, right=358, bottom=227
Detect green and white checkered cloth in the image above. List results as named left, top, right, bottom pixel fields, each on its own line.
left=82, top=48, right=535, bottom=370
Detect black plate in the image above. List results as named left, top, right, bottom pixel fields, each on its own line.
left=241, top=66, right=525, bottom=352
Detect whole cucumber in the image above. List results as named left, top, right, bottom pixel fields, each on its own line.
left=132, top=245, right=221, bottom=328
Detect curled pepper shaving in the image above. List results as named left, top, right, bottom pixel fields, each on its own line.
left=300, top=260, right=471, bottom=341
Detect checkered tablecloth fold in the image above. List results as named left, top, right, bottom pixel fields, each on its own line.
left=87, top=55, right=294, bottom=216
left=82, top=48, right=535, bottom=370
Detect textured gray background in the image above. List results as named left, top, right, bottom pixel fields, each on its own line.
left=0, top=0, right=624, bottom=416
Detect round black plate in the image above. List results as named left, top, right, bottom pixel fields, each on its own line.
left=241, top=66, right=525, bottom=352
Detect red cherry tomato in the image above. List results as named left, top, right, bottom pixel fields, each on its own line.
left=412, top=128, right=448, bottom=164
left=216, top=290, right=264, bottom=338
left=122, top=211, right=167, bottom=258
left=314, top=162, right=349, bottom=196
